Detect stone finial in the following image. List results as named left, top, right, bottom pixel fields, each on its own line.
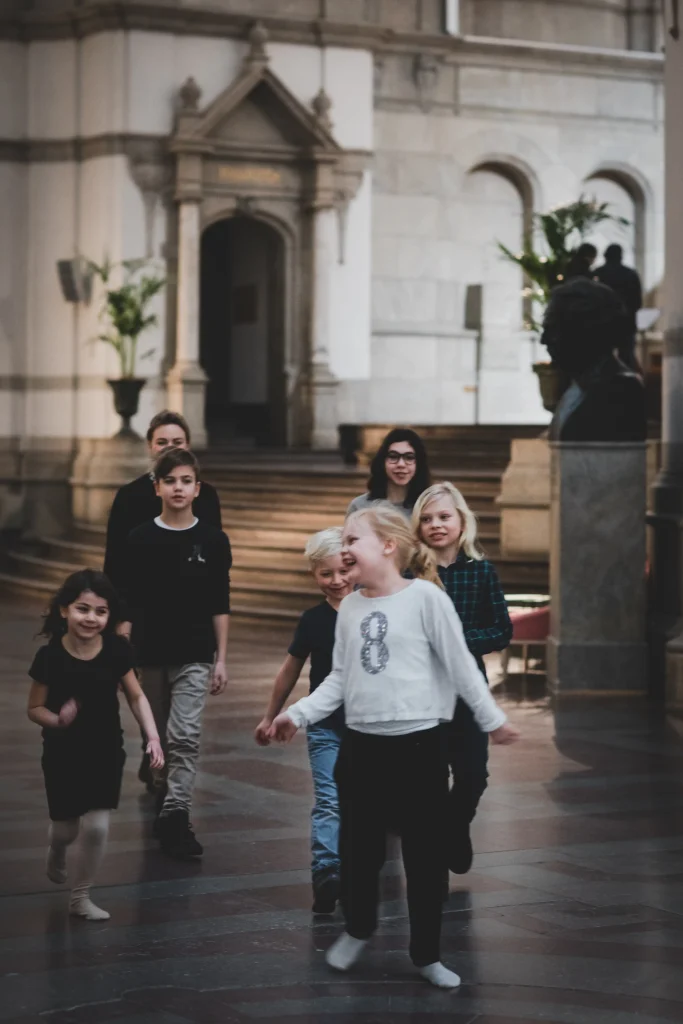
left=179, top=76, right=202, bottom=113
left=312, top=87, right=333, bottom=132
left=246, top=20, right=269, bottom=65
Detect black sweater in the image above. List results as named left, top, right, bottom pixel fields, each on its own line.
left=121, top=519, right=232, bottom=666
left=104, top=473, right=222, bottom=591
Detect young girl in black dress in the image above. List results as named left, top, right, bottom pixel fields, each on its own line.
left=27, top=569, right=163, bottom=921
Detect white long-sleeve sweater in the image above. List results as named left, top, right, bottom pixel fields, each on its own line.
left=286, top=579, right=507, bottom=735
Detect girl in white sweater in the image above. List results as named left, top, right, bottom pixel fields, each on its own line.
left=269, top=504, right=519, bottom=989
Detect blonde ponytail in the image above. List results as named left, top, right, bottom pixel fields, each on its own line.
left=409, top=541, right=445, bottom=590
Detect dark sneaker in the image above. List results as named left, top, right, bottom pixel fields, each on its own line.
left=312, top=873, right=340, bottom=915
left=449, top=825, right=474, bottom=875
left=442, top=870, right=450, bottom=903
left=157, top=810, right=204, bottom=860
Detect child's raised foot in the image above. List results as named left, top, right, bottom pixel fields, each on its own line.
left=69, top=897, right=110, bottom=921
left=46, top=846, right=67, bottom=885
left=325, top=932, right=368, bottom=971
left=420, top=962, right=461, bottom=989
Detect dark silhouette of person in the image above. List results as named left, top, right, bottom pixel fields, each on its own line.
left=594, top=244, right=643, bottom=370
left=564, top=242, right=597, bottom=281
left=541, top=278, right=645, bottom=443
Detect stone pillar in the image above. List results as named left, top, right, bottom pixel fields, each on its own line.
left=167, top=198, right=208, bottom=450
left=309, top=206, right=339, bottom=450
left=547, top=442, right=647, bottom=695
left=650, top=22, right=683, bottom=697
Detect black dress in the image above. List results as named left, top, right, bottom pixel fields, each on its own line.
left=29, top=635, right=134, bottom=821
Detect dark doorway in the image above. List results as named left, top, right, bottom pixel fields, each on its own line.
left=200, top=217, right=286, bottom=445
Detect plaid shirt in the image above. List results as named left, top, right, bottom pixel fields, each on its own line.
left=437, top=552, right=512, bottom=674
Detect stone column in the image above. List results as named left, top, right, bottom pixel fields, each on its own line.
left=309, top=205, right=339, bottom=450
left=547, top=442, right=647, bottom=695
left=650, top=21, right=683, bottom=697
left=167, top=198, right=208, bottom=450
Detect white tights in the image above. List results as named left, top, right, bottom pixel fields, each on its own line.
left=48, top=810, right=110, bottom=919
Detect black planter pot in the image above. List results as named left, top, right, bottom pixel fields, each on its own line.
left=107, top=378, right=146, bottom=438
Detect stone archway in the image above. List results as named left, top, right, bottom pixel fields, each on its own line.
left=167, top=22, right=367, bottom=449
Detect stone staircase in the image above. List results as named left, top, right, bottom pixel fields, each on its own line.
left=0, top=444, right=548, bottom=624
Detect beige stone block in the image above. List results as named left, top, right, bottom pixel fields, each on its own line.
left=498, top=438, right=550, bottom=557
left=371, top=335, right=437, bottom=379
left=372, top=280, right=437, bottom=324
left=71, top=435, right=148, bottom=526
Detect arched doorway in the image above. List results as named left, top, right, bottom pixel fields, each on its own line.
left=200, top=216, right=286, bottom=445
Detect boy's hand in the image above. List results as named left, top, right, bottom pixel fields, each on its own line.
left=490, top=723, right=520, bottom=745
left=254, top=717, right=273, bottom=746
left=268, top=713, right=298, bottom=744
left=146, top=738, right=164, bottom=769
left=211, top=661, right=228, bottom=695
left=58, top=699, right=79, bottom=728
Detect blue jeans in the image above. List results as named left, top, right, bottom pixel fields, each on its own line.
left=306, top=724, right=343, bottom=882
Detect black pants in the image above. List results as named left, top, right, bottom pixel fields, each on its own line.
left=334, top=726, right=448, bottom=968
left=445, top=700, right=489, bottom=832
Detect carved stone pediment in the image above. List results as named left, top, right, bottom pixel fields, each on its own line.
left=170, top=22, right=371, bottom=214
left=172, top=64, right=341, bottom=161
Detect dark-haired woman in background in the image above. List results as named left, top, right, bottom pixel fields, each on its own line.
left=27, top=569, right=163, bottom=921
left=347, top=428, right=431, bottom=519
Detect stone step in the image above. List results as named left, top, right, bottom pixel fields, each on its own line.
left=213, top=486, right=498, bottom=513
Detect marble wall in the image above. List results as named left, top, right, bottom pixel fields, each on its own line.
left=0, top=5, right=665, bottom=444
left=357, top=43, right=664, bottom=425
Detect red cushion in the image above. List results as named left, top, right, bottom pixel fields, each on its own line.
left=509, top=606, right=549, bottom=641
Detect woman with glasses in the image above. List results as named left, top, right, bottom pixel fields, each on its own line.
left=347, top=428, right=432, bottom=520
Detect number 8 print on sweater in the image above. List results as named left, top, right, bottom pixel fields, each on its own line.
left=360, top=611, right=389, bottom=675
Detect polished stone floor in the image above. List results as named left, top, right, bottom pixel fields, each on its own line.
left=3, top=601, right=683, bottom=1023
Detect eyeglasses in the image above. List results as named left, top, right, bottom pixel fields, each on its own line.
left=386, top=451, right=416, bottom=465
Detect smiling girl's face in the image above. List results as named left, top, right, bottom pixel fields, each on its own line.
left=418, top=495, right=463, bottom=552
left=60, top=589, right=110, bottom=640
left=342, top=515, right=397, bottom=587
left=385, top=440, right=417, bottom=490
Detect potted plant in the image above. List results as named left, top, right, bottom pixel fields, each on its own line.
left=499, top=196, right=628, bottom=410
left=89, top=257, right=166, bottom=436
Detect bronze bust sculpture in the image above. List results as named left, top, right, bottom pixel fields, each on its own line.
left=541, top=278, right=646, bottom=443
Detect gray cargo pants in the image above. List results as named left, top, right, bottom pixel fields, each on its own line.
left=141, top=663, right=212, bottom=816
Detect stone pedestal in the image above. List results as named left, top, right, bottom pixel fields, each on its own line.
left=498, top=438, right=550, bottom=557
left=547, top=442, right=647, bottom=695
left=71, top=435, right=148, bottom=526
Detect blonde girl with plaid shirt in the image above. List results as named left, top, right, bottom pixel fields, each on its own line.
left=412, top=482, right=512, bottom=882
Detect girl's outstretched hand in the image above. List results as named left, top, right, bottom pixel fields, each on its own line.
left=490, top=723, right=521, bottom=745
left=146, top=738, right=164, bottom=769
left=268, top=713, right=298, bottom=744
left=254, top=717, right=273, bottom=746
left=58, top=699, right=79, bottom=728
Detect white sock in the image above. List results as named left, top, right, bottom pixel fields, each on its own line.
left=46, top=845, right=67, bottom=884
left=69, top=893, right=110, bottom=921
left=68, top=810, right=110, bottom=922
left=46, top=819, right=78, bottom=884
left=325, top=932, right=368, bottom=971
left=420, top=962, right=461, bottom=989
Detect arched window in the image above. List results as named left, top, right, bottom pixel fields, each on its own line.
left=584, top=168, right=647, bottom=277
left=465, top=160, right=534, bottom=329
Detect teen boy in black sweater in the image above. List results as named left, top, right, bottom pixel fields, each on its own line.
left=120, top=448, right=231, bottom=860
left=104, top=410, right=221, bottom=589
